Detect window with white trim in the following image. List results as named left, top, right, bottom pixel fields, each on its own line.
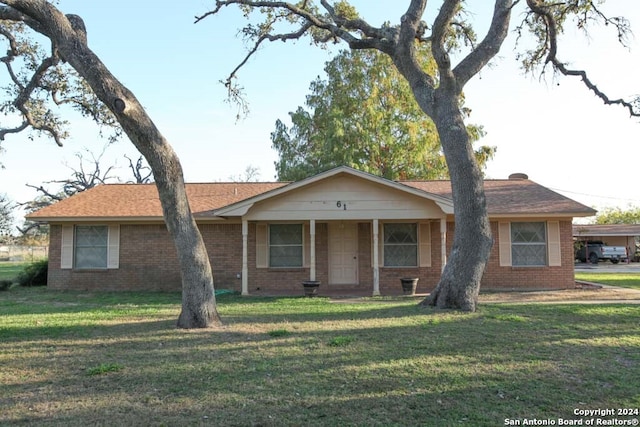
left=383, top=223, right=418, bottom=267
left=269, top=224, right=303, bottom=267
left=511, top=222, right=547, bottom=266
left=74, top=225, right=108, bottom=269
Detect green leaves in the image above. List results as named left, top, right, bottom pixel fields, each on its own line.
left=0, top=16, right=121, bottom=146
left=272, top=47, right=493, bottom=181
left=595, top=206, right=640, bottom=225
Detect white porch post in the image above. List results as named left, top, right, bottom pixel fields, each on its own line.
left=241, top=220, right=249, bottom=295
left=440, top=217, right=447, bottom=272
left=372, top=219, right=380, bottom=296
left=310, top=219, right=316, bottom=281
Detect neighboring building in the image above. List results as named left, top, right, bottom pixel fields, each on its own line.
left=573, top=224, right=640, bottom=261
left=27, top=167, right=595, bottom=295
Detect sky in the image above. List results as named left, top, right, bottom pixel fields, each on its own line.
left=1, top=0, right=639, bottom=226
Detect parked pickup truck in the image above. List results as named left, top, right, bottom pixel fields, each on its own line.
left=575, top=241, right=628, bottom=264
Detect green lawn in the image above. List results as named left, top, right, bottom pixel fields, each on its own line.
left=0, top=261, right=27, bottom=282
left=1, top=287, right=639, bottom=426
left=575, top=272, right=640, bottom=290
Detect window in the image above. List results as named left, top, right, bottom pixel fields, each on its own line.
left=74, top=225, right=108, bottom=269
left=384, top=223, right=418, bottom=267
left=511, top=222, right=547, bottom=266
left=269, top=224, right=303, bottom=267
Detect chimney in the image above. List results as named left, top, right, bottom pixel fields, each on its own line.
left=508, top=173, right=529, bottom=180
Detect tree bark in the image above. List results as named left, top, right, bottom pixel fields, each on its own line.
left=4, top=0, right=221, bottom=327
left=420, top=90, right=493, bottom=311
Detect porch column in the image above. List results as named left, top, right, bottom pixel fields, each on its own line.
left=440, top=217, right=447, bottom=272
left=310, top=219, right=316, bottom=281
left=241, top=220, right=249, bottom=296
left=372, top=219, right=380, bottom=296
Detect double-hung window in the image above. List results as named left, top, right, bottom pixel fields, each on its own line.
left=74, top=225, right=109, bottom=269
left=383, top=223, right=418, bottom=267
left=269, top=224, right=303, bottom=267
left=511, top=222, right=547, bottom=266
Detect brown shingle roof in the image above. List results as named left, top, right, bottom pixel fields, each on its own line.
left=401, top=179, right=596, bottom=216
left=27, top=182, right=288, bottom=220
left=27, top=176, right=595, bottom=221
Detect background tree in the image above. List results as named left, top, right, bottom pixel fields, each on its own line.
left=272, top=47, right=493, bottom=181
left=17, top=146, right=149, bottom=237
left=228, top=164, right=261, bottom=182
left=201, top=0, right=639, bottom=312
left=0, top=193, right=14, bottom=240
left=0, top=1, right=220, bottom=328
left=124, top=154, right=154, bottom=184
left=595, top=206, right=640, bottom=225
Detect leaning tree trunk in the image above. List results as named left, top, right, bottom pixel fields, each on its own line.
left=420, top=91, right=493, bottom=312
left=9, top=1, right=222, bottom=327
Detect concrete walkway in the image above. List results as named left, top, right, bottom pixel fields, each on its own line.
left=575, top=261, right=640, bottom=274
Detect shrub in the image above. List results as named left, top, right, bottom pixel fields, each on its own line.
left=17, top=259, right=48, bottom=287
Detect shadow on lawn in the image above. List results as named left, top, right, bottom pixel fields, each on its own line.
left=2, top=300, right=639, bottom=426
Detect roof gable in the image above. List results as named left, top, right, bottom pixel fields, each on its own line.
left=214, top=166, right=454, bottom=217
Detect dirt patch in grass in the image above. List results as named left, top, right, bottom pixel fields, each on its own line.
left=478, top=283, right=640, bottom=303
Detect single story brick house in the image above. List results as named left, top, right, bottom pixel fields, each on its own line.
left=27, top=166, right=595, bottom=295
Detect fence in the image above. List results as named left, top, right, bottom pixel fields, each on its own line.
left=0, top=246, right=48, bottom=262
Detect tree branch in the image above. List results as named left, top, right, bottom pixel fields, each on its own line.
left=125, top=154, right=153, bottom=183
left=431, top=0, right=458, bottom=77
left=23, top=183, right=64, bottom=202
left=453, top=0, right=513, bottom=90
left=197, top=0, right=400, bottom=114
left=526, top=0, right=639, bottom=117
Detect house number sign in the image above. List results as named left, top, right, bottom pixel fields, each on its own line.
left=336, top=201, right=348, bottom=210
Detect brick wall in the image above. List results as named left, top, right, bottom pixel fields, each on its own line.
left=47, top=219, right=576, bottom=293
left=481, top=220, right=575, bottom=290
left=48, top=223, right=244, bottom=292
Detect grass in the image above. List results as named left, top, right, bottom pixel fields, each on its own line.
left=86, top=362, right=125, bottom=376
left=0, top=287, right=639, bottom=426
left=575, top=272, right=640, bottom=290
left=0, top=261, right=28, bottom=282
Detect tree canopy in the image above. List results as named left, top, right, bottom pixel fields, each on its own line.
left=0, top=16, right=121, bottom=147
left=272, top=47, right=494, bottom=181
left=595, top=206, right=640, bottom=225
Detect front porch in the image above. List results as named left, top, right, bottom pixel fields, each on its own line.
left=239, top=218, right=449, bottom=296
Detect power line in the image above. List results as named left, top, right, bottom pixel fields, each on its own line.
left=549, top=187, right=640, bottom=204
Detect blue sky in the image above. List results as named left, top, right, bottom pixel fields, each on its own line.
left=1, top=0, right=639, bottom=222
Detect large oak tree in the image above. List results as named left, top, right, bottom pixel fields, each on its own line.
left=0, top=0, right=221, bottom=328
left=200, top=0, right=639, bottom=311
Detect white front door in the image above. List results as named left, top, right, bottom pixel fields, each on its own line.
left=328, top=222, right=358, bottom=285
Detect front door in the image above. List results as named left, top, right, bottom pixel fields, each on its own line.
left=328, top=222, right=358, bottom=285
